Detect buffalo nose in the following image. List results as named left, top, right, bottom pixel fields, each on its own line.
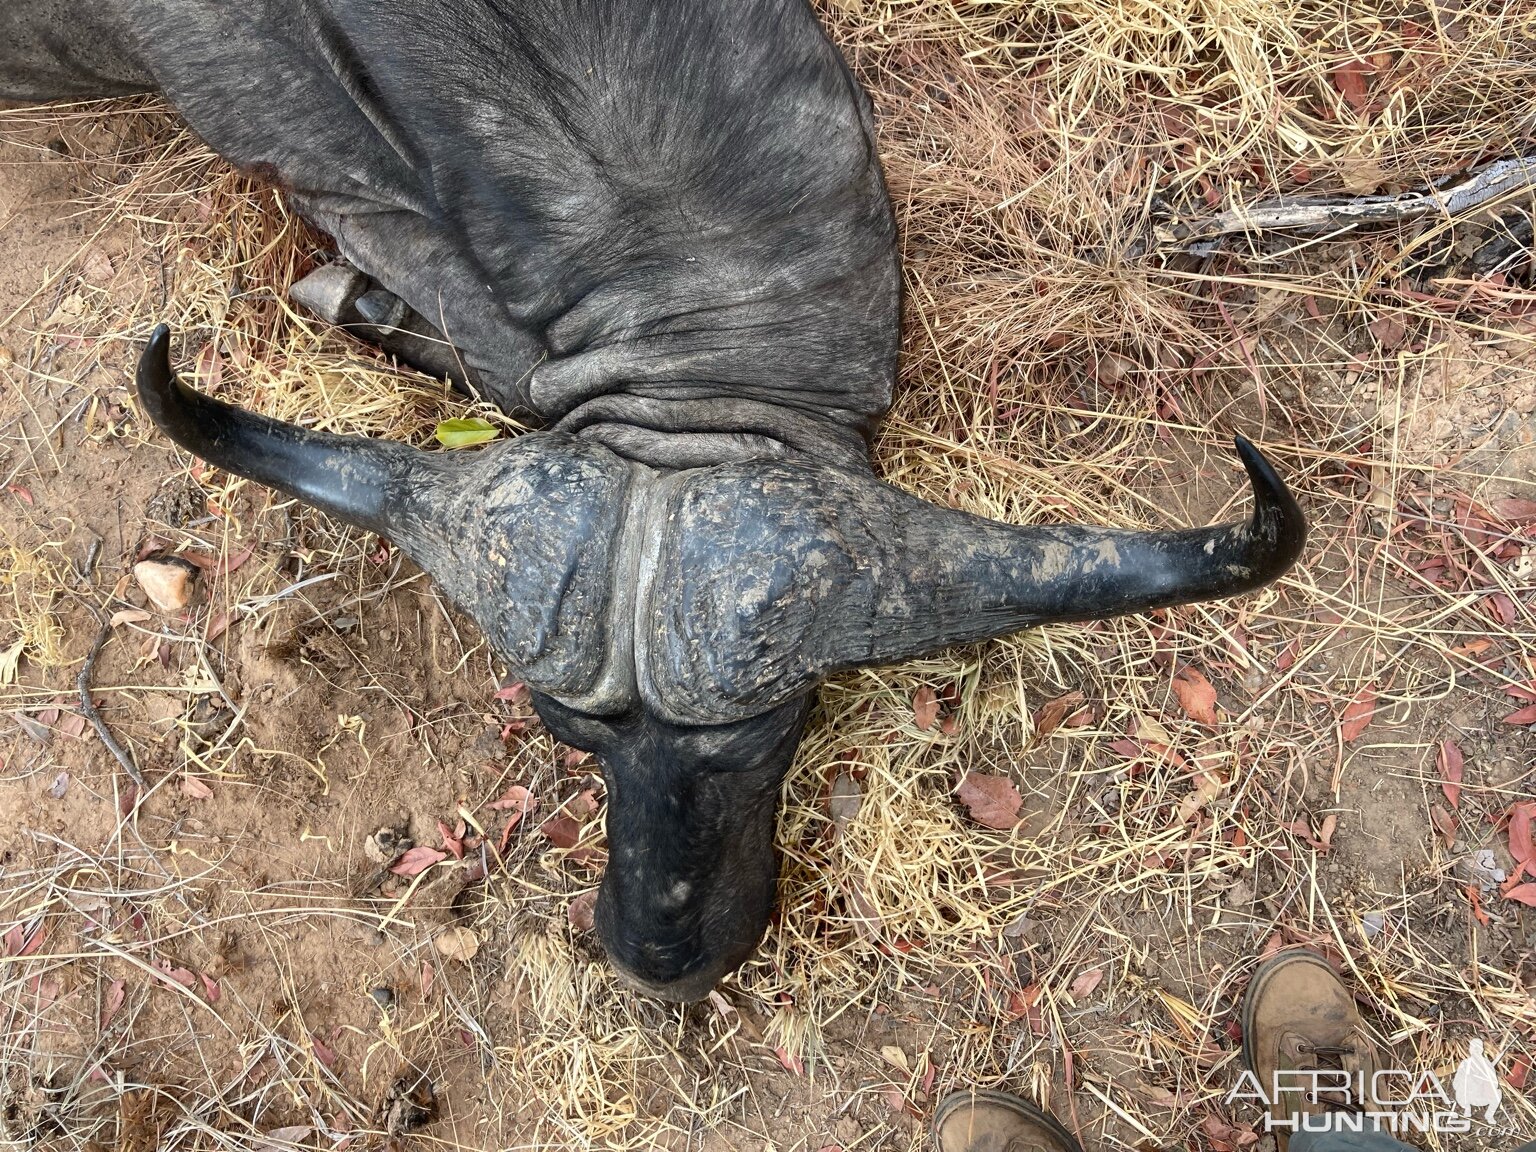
left=607, top=945, right=724, bottom=1004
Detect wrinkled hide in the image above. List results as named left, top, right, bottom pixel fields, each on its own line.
left=10, top=0, right=1306, bottom=1001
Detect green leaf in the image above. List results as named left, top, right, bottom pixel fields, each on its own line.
left=434, top=417, right=499, bottom=449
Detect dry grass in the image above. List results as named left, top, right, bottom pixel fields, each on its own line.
left=1, top=2, right=1534, bottom=1150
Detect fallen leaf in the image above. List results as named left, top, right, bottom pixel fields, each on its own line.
left=390, top=846, right=447, bottom=877
left=828, top=772, right=862, bottom=830
left=199, top=972, right=221, bottom=1003
left=773, top=1046, right=805, bottom=1075
left=1032, top=690, right=1085, bottom=740
left=1504, top=884, right=1536, bottom=907
left=434, top=417, right=499, bottom=448
left=420, top=962, right=435, bottom=997
left=568, top=890, right=597, bottom=932
left=1199, top=1111, right=1259, bottom=1151
left=6, top=484, right=33, bottom=505
left=1508, top=1054, right=1531, bottom=1091
left=1430, top=803, right=1458, bottom=847
left=1503, top=703, right=1536, bottom=726
left=110, top=608, right=153, bottom=628
left=493, top=682, right=529, bottom=704
left=154, top=961, right=197, bottom=991
left=1176, top=772, right=1224, bottom=824
left=432, top=821, right=463, bottom=862
left=540, top=813, right=582, bottom=850
left=955, top=771, right=1022, bottom=830
left=433, top=926, right=480, bottom=964
left=101, top=979, right=126, bottom=1028
left=1340, top=684, right=1377, bottom=742
left=310, top=1032, right=338, bottom=1069
left=1172, top=668, right=1218, bottom=726
left=82, top=248, right=115, bottom=284
left=879, top=1045, right=909, bottom=1073
left=488, top=784, right=537, bottom=816
left=55, top=713, right=85, bottom=739
left=1069, top=968, right=1104, bottom=999
left=180, top=774, right=214, bottom=800
left=1333, top=58, right=1373, bottom=113
left=912, top=686, right=939, bottom=731
left=1437, top=740, right=1463, bottom=808
left=1508, top=802, right=1535, bottom=869
left=47, top=771, right=69, bottom=799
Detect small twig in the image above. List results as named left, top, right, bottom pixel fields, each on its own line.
left=77, top=614, right=147, bottom=793
left=1153, top=153, right=1536, bottom=251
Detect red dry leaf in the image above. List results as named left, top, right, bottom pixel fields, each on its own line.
left=389, top=846, right=447, bottom=877
left=436, top=819, right=465, bottom=860
left=1430, top=804, right=1458, bottom=847
left=180, top=774, right=214, bottom=800
left=955, top=771, right=1022, bottom=830
left=154, top=961, right=198, bottom=991
left=8, top=484, right=34, bottom=505
left=1508, top=1055, right=1531, bottom=1091
left=1437, top=740, right=1464, bottom=808
left=101, top=979, right=126, bottom=1029
left=488, top=784, right=537, bottom=816
left=1069, top=968, right=1104, bottom=999
left=1503, top=703, right=1536, bottom=726
left=1275, top=638, right=1301, bottom=672
left=540, top=813, right=582, bottom=850
left=1172, top=668, right=1218, bottom=726
left=1508, top=802, right=1535, bottom=869
left=420, top=962, right=435, bottom=997
left=1483, top=594, right=1518, bottom=626
left=1493, top=498, right=1536, bottom=525
left=205, top=610, right=232, bottom=642
left=1504, top=884, right=1536, bottom=907
left=310, top=1032, right=338, bottom=1069
left=1332, top=59, right=1372, bottom=113
left=1468, top=884, right=1491, bottom=927
left=1032, top=690, right=1085, bottom=740
left=774, top=1046, right=805, bottom=1076
left=1199, top=1112, right=1259, bottom=1151
left=1339, top=684, right=1377, bottom=742
left=912, top=686, right=939, bottom=732
left=566, top=789, right=600, bottom=820
left=568, top=890, right=597, bottom=932
left=494, top=682, right=530, bottom=704
left=1108, top=737, right=1141, bottom=760
left=199, top=972, right=221, bottom=1003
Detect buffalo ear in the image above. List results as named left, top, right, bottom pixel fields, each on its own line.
left=136, top=324, right=457, bottom=546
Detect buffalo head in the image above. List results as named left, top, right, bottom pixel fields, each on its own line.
left=137, top=325, right=1303, bottom=999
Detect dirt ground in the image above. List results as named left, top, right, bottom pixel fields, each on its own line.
left=1, top=7, right=1535, bottom=1152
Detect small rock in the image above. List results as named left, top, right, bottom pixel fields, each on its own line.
left=1360, top=912, right=1387, bottom=939
left=369, top=986, right=396, bottom=1011
left=132, top=556, right=199, bottom=612
left=47, top=771, right=69, bottom=799
left=433, top=925, right=479, bottom=964
left=365, top=826, right=411, bottom=865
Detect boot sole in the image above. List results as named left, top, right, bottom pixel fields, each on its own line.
left=932, top=1088, right=1085, bottom=1152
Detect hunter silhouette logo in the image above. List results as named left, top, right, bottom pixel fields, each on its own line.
left=1452, top=1040, right=1501, bottom=1123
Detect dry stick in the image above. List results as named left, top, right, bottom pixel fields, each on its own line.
left=1156, top=153, right=1536, bottom=250
left=77, top=615, right=147, bottom=793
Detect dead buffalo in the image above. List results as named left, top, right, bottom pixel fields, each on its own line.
left=3, top=0, right=1304, bottom=1001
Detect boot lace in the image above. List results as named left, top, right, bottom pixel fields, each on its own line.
left=1299, top=1043, right=1365, bottom=1114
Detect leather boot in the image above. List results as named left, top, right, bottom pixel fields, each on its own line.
left=932, top=1089, right=1084, bottom=1152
